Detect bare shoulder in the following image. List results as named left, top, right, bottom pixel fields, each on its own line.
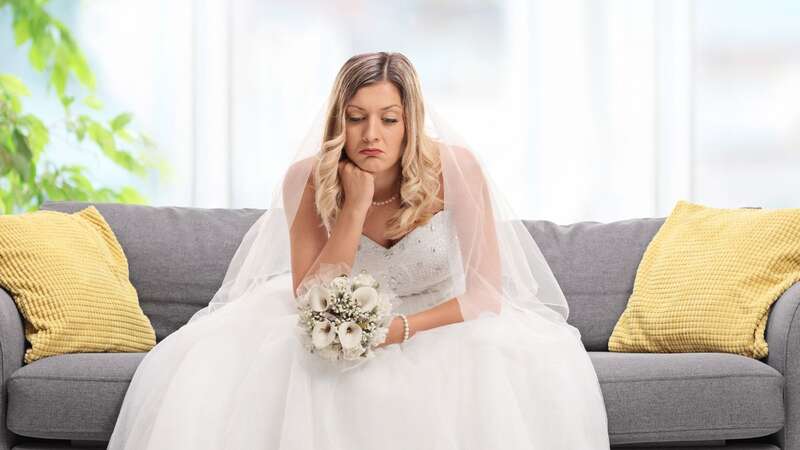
left=282, top=156, right=319, bottom=214
left=440, top=143, right=485, bottom=188
left=427, top=142, right=482, bottom=213
left=284, top=155, right=323, bottom=233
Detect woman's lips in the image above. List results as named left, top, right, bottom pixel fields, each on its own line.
left=359, top=149, right=383, bottom=156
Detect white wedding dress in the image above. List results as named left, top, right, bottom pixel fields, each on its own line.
left=108, top=209, right=610, bottom=449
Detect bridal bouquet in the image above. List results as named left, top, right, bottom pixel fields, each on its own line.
left=295, top=264, right=394, bottom=363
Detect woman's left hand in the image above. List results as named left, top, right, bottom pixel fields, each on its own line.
left=376, top=317, right=406, bottom=348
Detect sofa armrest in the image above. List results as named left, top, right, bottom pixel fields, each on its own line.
left=765, top=281, right=800, bottom=450
left=0, top=288, right=24, bottom=450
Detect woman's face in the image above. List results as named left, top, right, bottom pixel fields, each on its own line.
left=343, top=81, right=406, bottom=173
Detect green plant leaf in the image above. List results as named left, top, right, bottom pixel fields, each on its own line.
left=87, top=122, right=146, bottom=176
left=0, top=74, right=31, bottom=96
left=39, top=169, right=64, bottom=201
left=6, top=95, right=23, bottom=113
left=110, top=112, right=132, bottom=131
left=28, top=44, right=46, bottom=71
left=60, top=95, right=74, bottom=109
left=2, top=195, right=12, bottom=214
left=50, top=65, right=67, bottom=97
left=13, top=17, right=30, bottom=45
left=83, top=95, right=103, bottom=110
left=93, top=187, right=114, bottom=202
left=69, top=170, right=94, bottom=193
left=29, top=30, right=56, bottom=72
left=21, top=114, right=49, bottom=158
left=11, top=129, right=33, bottom=181
left=71, top=53, right=95, bottom=90
left=88, top=121, right=115, bottom=151
left=75, top=124, right=86, bottom=141
left=52, top=22, right=96, bottom=91
left=2, top=0, right=168, bottom=211
left=110, top=148, right=147, bottom=177
left=116, top=128, right=134, bottom=143
left=0, top=150, right=13, bottom=176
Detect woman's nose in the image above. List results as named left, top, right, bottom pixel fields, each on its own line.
left=364, top=117, right=380, bottom=142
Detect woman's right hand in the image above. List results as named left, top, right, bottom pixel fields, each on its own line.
left=338, top=159, right=374, bottom=214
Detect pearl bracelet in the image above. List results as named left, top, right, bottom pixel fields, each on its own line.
left=398, top=314, right=410, bottom=343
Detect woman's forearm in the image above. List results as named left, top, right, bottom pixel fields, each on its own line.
left=384, top=298, right=463, bottom=345
left=294, top=206, right=366, bottom=294
left=408, top=297, right=463, bottom=338
left=313, top=207, right=366, bottom=268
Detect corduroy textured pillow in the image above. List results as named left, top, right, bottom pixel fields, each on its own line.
left=608, top=200, right=800, bottom=359
left=0, top=205, right=155, bottom=363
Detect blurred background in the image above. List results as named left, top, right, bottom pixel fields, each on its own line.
left=1, top=0, right=798, bottom=224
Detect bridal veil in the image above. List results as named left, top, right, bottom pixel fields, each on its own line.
left=187, top=52, right=571, bottom=334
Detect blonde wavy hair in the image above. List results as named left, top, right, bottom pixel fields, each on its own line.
left=314, top=52, right=443, bottom=240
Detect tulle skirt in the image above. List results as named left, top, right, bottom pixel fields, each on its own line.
left=107, top=273, right=610, bottom=450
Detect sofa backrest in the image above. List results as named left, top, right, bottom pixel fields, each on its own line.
left=38, top=201, right=664, bottom=350
left=39, top=201, right=264, bottom=342
left=525, top=218, right=665, bottom=350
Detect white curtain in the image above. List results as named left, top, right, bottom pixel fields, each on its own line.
left=22, top=0, right=796, bottom=223
left=219, top=0, right=674, bottom=223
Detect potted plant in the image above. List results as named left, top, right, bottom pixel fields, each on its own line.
left=0, top=0, right=168, bottom=214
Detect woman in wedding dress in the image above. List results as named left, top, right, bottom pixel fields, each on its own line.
left=107, top=52, right=610, bottom=449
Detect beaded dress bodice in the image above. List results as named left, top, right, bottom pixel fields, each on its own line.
left=351, top=210, right=463, bottom=316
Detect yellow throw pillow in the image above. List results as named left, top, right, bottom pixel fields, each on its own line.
left=0, top=205, right=155, bottom=363
left=609, top=200, right=800, bottom=359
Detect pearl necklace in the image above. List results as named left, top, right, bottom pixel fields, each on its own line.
left=371, top=194, right=397, bottom=206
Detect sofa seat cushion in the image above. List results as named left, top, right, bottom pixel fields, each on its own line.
left=7, top=353, right=145, bottom=441
left=590, top=351, right=784, bottom=445
left=6, top=350, right=784, bottom=444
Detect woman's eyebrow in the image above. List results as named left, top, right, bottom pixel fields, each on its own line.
left=346, top=104, right=401, bottom=111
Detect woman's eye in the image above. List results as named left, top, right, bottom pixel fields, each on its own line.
left=346, top=117, right=398, bottom=124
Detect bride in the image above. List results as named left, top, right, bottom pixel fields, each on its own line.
left=107, top=51, right=610, bottom=449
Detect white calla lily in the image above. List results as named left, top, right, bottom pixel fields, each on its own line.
left=352, top=286, right=379, bottom=313
left=308, top=285, right=330, bottom=312
left=337, top=321, right=363, bottom=350
left=311, top=320, right=337, bottom=349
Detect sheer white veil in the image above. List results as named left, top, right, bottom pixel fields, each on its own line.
left=187, top=69, right=570, bottom=330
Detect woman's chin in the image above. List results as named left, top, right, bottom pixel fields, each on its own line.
left=354, top=159, right=384, bottom=173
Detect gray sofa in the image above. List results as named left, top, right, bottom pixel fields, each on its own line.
left=0, top=200, right=794, bottom=450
